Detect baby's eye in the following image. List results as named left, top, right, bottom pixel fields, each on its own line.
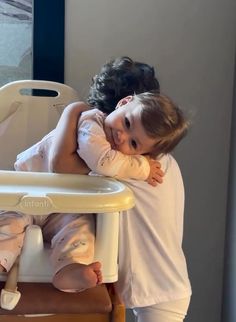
left=125, top=117, right=130, bottom=129
left=131, top=140, right=137, bottom=149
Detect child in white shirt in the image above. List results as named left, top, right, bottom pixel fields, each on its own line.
left=47, top=57, right=192, bottom=322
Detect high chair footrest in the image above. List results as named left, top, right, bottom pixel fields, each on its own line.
left=0, top=282, right=112, bottom=315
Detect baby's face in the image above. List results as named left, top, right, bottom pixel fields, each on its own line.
left=104, top=98, right=156, bottom=155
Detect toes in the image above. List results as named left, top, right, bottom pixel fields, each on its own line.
left=95, top=269, right=103, bottom=284
left=89, top=261, right=101, bottom=270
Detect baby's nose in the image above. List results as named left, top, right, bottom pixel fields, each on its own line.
left=117, top=130, right=128, bottom=144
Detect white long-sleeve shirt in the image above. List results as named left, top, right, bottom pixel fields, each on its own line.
left=116, top=154, right=192, bottom=307
left=77, top=109, right=150, bottom=180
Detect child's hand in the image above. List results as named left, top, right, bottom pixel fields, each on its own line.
left=146, top=158, right=164, bottom=187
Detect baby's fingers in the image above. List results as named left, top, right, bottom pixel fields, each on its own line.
left=153, top=172, right=163, bottom=184
left=146, top=177, right=158, bottom=187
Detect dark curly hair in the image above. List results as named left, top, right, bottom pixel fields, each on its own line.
left=87, top=56, right=160, bottom=114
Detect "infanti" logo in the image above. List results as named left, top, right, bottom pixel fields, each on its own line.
left=20, top=196, right=53, bottom=214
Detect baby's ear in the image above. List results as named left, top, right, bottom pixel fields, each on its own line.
left=116, top=96, right=133, bottom=109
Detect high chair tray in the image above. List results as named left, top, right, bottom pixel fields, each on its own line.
left=0, top=170, right=134, bottom=215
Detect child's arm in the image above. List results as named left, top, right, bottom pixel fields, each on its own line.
left=78, top=112, right=163, bottom=184
left=48, top=102, right=91, bottom=174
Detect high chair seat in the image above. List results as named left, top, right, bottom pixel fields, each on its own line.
left=0, top=283, right=111, bottom=315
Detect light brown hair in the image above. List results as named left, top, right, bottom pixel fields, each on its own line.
left=135, top=92, right=189, bottom=157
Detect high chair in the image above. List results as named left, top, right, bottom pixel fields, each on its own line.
left=0, top=81, right=134, bottom=321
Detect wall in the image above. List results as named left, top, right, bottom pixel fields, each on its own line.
left=65, top=1, right=236, bottom=321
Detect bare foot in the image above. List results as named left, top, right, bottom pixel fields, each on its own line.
left=94, top=266, right=102, bottom=285
left=53, top=261, right=102, bottom=292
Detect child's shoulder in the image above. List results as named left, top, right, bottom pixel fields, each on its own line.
left=81, top=108, right=106, bottom=124
left=158, top=154, right=180, bottom=175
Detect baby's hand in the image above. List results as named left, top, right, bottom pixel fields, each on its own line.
left=146, top=158, right=164, bottom=187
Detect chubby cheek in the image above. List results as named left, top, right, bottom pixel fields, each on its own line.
left=117, top=144, right=133, bottom=155
left=106, top=110, right=122, bottom=127
left=104, top=118, right=116, bottom=134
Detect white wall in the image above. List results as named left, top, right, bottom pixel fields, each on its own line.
left=65, top=1, right=236, bottom=321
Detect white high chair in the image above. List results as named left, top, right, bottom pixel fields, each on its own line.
left=0, top=81, right=134, bottom=321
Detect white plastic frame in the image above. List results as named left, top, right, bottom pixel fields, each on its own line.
left=0, top=170, right=134, bottom=283
left=0, top=80, right=135, bottom=284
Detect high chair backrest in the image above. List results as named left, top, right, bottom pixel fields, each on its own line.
left=0, top=80, right=79, bottom=170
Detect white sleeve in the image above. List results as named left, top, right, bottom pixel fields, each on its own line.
left=77, top=117, right=150, bottom=180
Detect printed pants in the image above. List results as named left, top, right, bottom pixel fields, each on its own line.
left=0, top=211, right=95, bottom=275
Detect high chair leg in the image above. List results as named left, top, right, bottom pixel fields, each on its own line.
left=0, top=256, right=21, bottom=310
